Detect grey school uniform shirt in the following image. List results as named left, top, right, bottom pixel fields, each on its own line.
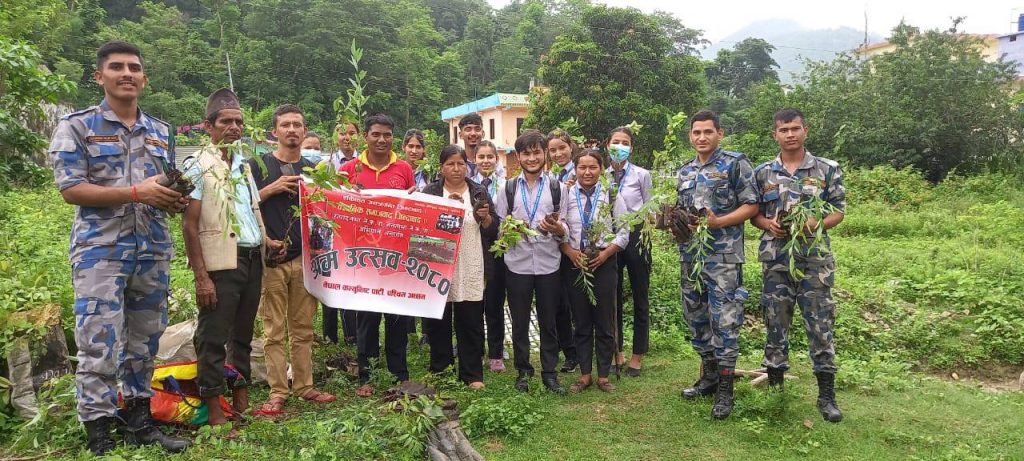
left=494, top=173, right=570, bottom=275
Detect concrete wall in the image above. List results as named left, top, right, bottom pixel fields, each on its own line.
left=998, top=34, right=1024, bottom=76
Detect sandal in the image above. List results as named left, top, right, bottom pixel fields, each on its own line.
left=300, top=389, right=337, bottom=403
left=570, top=379, right=592, bottom=393
left=596, top=380, right=616, bottom=393
left=356, top=383, right=375, bottom=398
left=252, top=397, right=286, bottom=417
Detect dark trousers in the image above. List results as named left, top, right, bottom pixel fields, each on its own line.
left=356, top=311, right=409, bottom=382
left=617, top=227, right=651, bottom=355
left=424, top=301, right=485, bottom=383
left=567, top=258, right=618, bottom=377
left=484, top=257, right=508, bottom=359
left=322, top=305, right=357, bottom=344
left=556, top=255, right=578, bottom=362
left=195, top=247, right=262, bottom=397
left=506, top=270, right=561, bottom=378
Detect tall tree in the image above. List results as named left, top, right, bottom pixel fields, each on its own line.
left=116, top=1, right=225, bottom=127
left=706, top=37, right=779, bottom=99
left=527, top=5, right=705, bottom=166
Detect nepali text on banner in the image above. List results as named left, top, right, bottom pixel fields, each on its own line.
left=300, top=181, right=465, bottom=319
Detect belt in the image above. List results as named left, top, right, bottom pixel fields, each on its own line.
left=238, top=245, right=261, bottom=257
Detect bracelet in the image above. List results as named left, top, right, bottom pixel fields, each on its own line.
left=131, top=185, right=139, bottom=203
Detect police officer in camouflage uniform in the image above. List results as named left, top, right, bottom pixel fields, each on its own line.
left=673, top=110, right=758, bottom=419
left=752, top=108, right=846, bottom=423
left=49, top=41, right=192, bottom=454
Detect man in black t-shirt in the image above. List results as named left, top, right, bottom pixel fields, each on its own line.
left=249, top=105, right=336, bottom=417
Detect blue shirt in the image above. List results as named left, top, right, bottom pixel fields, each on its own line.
left=48, top=99, right=174, bottom=263
left=184, top=145, right=263, bottom=247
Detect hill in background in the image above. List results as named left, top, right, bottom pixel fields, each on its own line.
left=702, top=19, right=883, bottom=83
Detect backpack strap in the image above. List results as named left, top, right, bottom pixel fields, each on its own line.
left=505, top=178, right=518, bottom=216
left=549, top=177, right=561, bottom=214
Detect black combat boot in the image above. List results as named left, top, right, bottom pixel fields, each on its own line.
left=711, top=367, right=735, bottom=420
left=767, top=367, right=785, bottom=391
left=119, top=398, right=192, bottom=452
left=815, top=372, right=843, bottom=423
left=84, top=416, right=117, bottom=455
left=681, top=359, right=719, bottom=399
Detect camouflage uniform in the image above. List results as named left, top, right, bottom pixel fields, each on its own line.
left=49, top=100, right=174, bottom=422
left=754, top=151, right=846, bottom=374
left=676, top=148, right=757, bottom=368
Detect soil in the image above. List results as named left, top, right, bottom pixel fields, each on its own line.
left=925, top=362, right=1023, bottom=393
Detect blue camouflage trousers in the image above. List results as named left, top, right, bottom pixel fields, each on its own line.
left=681, top=261, right=747, bottom=368
left=760, top=258, right=837, bottom=374
left=72, top=259, right=169, bottom=422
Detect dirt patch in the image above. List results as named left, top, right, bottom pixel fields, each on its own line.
left=927, top=363, right=1023, bottom=392
left=483, top=439, right=505, bottom=451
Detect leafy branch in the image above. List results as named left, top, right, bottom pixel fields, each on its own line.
left=556, top=118, right=586, bottom=146
left=334, top=39, right=369, bottom=154
left=684, top=211, right=714, bottom=293
left=780, top=188, right=838, bottom=279
left=414, top=129, right=444, bottom=180
left=490, top=217, right=540, bottom=257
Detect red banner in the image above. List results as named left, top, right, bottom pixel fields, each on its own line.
left=300, top=182, right=465, bottom=319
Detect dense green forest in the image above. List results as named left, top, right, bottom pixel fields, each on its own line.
left=4, top=0, right=1023, bottom=179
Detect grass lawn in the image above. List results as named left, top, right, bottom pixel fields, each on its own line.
left=10, top=337, right=1022, bottom=460
left=476, top=351, right=1024, bottom=461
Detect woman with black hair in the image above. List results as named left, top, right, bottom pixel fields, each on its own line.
left=404, top=129, right=430, bottom=191
left=606, top=126, right=654, bottom=377
left=421, top=145, right=500, bottom=388
left=560, top=149, right=629, bottom=392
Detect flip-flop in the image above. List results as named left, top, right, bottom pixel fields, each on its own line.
left=300, top=389, right=337, bottom=403
left=252, top=398, right=286, bottom=417
left=356, top=384, right=375, bottom=398
left=596, top=380, right=616, bottom=392
left=570, top=379, right=592, bottom=393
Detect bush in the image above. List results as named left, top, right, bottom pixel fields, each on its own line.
left=844, top=165, right=932, bottom=209
left=461, top=395, right=543, bottom=439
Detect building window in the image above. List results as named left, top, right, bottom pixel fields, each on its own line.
left=489, top=119, right=495, bottom=140
left=516, top=118, right=524, bottom=135
left=453, top=124, right=458, bottom=143
left=1012, top=35, right=1018, bottom=42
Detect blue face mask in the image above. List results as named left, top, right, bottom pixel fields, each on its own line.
left=301, top=149, right=322, bottom=163
left=609, top=144, right=631, bottom=163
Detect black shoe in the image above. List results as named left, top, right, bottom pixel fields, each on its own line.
left=542, top=376, right=567, bottom=396
left=815, top=372, right=843, bottom=423
left=624, top=367, right=641, bottom=378
left=119, top=398, right=192, bottom=453
left=514, top=372, right=530, bottom=393
left=559, top=359, right=579, bottom=373
left=767, top=367, right=785, bottom=391
left=682, top=359, right=719, bottom=399
left=711, top=368, right=735, bottom=420
left=84, top=416, right=117, bottom=456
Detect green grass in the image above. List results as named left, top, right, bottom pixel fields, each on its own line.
left=6, top=338, right=1022, bottom=460
left=3, top=168, right=1024, bottom=459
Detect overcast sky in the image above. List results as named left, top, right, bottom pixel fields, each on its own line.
left=488, top=0, right=1023, bottom=42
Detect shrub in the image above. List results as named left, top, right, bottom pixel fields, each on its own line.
left=461, top=395, right=543, bottom=439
